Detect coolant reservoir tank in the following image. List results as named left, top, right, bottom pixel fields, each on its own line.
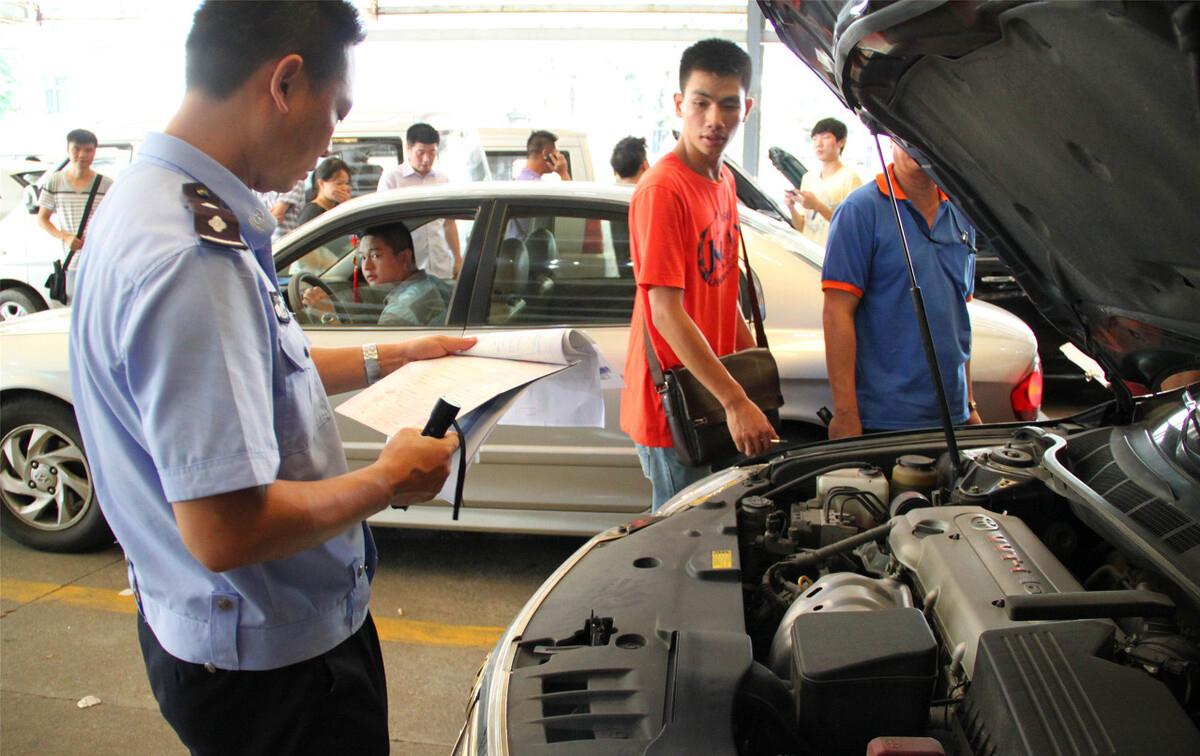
left=891, top=454, right=939, bottom=498
left=816, top=466, right=888, bottom=504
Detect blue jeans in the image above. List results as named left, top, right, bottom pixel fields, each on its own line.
left=636, top=445, right=710, bottom=513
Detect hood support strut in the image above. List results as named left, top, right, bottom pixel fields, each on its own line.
left=872, top=131, right=963, bottom=473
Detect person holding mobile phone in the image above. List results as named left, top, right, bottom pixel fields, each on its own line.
left=506, top=130, right=572, bottom=238
left=516, top=130, right=571, bottom=182
left=783, top=117, right=861, bottom=247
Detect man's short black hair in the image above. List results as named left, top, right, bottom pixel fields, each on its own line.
left=66, top=129, right=98, bottom=147
left=185, top=1, right=364, bottom=99
left=679, top=38, right=752, bottom=93
left=811, top=117, right=848, bottom=142
left=361, top=223, right=414, bottom=260
left=526, top=130, right=558, bottom=157
left=406, top=123, right=439, bottom=146
left=610, top=136, right=647, bottom=179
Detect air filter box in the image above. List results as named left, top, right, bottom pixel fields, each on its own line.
left=791, top=608, right=936, bottom=753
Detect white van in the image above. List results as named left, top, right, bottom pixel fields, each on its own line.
left=327, top=124, right=594, bottom=190
left=326, top=123, right=492, bottom=197
left=478, top=127, right=596, bottom=182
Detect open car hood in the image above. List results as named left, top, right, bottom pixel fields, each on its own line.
left=760, top=0, right=1200, bottom=391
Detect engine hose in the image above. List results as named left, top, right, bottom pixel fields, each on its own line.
left=1084, top=564, right=1129, bottom=591
left=761, top=460, right=873, bottom=500
left=734, top=661, right=813, bottom=755
left=761, top=519, right=898, bottom=601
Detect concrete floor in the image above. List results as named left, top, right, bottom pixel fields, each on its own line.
left=0, top=528, right=586, bottom=755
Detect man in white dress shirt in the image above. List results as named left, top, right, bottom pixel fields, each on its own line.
left=376, top=122, right=462, bottom=278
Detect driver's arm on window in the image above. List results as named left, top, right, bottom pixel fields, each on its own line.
left=309, top=335, right=478, bottom=395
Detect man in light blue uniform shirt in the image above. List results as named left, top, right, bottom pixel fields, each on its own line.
left=67, top=3, right=473, bottom=754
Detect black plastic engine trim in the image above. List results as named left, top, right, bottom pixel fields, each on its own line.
left=960, top=620, right=1200, bottom=755
left=503, top=501, right=752, bottom=755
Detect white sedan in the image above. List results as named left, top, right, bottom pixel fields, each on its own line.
left=0, top=160, right=54, bottom=319
left=0, top=183, right=1040, bottom=551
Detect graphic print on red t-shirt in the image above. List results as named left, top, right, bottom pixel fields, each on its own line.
left=620, top=153, right=743, bottom=448
left=697, top=219, right=738, bottom=286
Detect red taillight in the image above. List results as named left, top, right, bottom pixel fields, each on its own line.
left=1010, top=360, right=1043, bottom=421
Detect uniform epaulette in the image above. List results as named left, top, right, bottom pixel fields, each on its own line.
left=183, top=183, right=246, bottom=249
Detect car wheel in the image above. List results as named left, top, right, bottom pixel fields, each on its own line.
left=0, top=288, right=46, bottom=321
left=0, top=397, right=112, bottom=552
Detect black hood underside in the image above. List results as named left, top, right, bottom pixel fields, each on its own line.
left=762, top=0, right=1200, bottom=389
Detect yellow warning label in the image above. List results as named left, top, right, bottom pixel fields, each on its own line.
left=711, top=550, right=733, bottom=570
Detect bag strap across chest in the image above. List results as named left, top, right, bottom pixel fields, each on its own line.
left=643, top=226, right=767, bottom=388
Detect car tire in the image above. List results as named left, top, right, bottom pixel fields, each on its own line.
left=0, top=396, right=112, bottom=552
left=0, top=287, right=46, bottom=321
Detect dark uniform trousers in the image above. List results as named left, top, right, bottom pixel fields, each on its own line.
left=138, top=612, right=389, bottom=755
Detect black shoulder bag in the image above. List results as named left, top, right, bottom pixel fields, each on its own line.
left=44, top=174, right=102, bottom=305
left=643, top=231, right=784, bottom=467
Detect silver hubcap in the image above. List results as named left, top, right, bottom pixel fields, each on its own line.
left=1, top=424, right=93, bottom=531
left=0, top=301, right=29, bottom=320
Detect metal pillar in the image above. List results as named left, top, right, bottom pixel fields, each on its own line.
left=743, top=0, right=765, bottom=176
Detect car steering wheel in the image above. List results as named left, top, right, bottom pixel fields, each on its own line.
left=288, top=273, right=348, bottom=325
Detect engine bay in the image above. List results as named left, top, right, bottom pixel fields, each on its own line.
left=497, top=393, right=1200, bottom=755
left=734, top=404, right=1200, bottom=754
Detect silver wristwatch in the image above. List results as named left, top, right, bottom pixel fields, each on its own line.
left=362, top=342, right=381, bottom=385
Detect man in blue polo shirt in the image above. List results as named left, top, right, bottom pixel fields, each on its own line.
left=821, top=142, right=981, bottom=439
left=67, top=3, right=473, bottom=754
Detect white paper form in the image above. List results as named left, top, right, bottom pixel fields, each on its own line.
left=459, top=328, right=581, bottom=364
left=468, top=328, right=615, bottom=428
left=336, top=354, right=568, bottom=437
left=335, top=327, right=613, bottom=512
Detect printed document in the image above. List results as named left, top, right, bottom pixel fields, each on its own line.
left=335, top=328, right=613, bottom=504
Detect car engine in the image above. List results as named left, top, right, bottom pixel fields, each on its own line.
left=734, top=409, right=1200, bottom=754
left=493, top=394, right=1200, bottom=755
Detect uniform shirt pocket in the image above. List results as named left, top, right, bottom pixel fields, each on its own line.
left=274, top=320, right=329, bottom=456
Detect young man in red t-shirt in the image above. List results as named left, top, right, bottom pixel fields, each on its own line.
left=620, top=38, right=777, bottom=511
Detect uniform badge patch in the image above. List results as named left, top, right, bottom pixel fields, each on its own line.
left=270, top=291, right=291, bottom=323
left=182, top=182, right=245, bottom=250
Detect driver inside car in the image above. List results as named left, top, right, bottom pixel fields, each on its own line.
left=302, top=223, right=451, bottom=326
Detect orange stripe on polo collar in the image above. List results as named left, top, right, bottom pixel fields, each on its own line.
left=874, top=163, right=949, bottom=203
